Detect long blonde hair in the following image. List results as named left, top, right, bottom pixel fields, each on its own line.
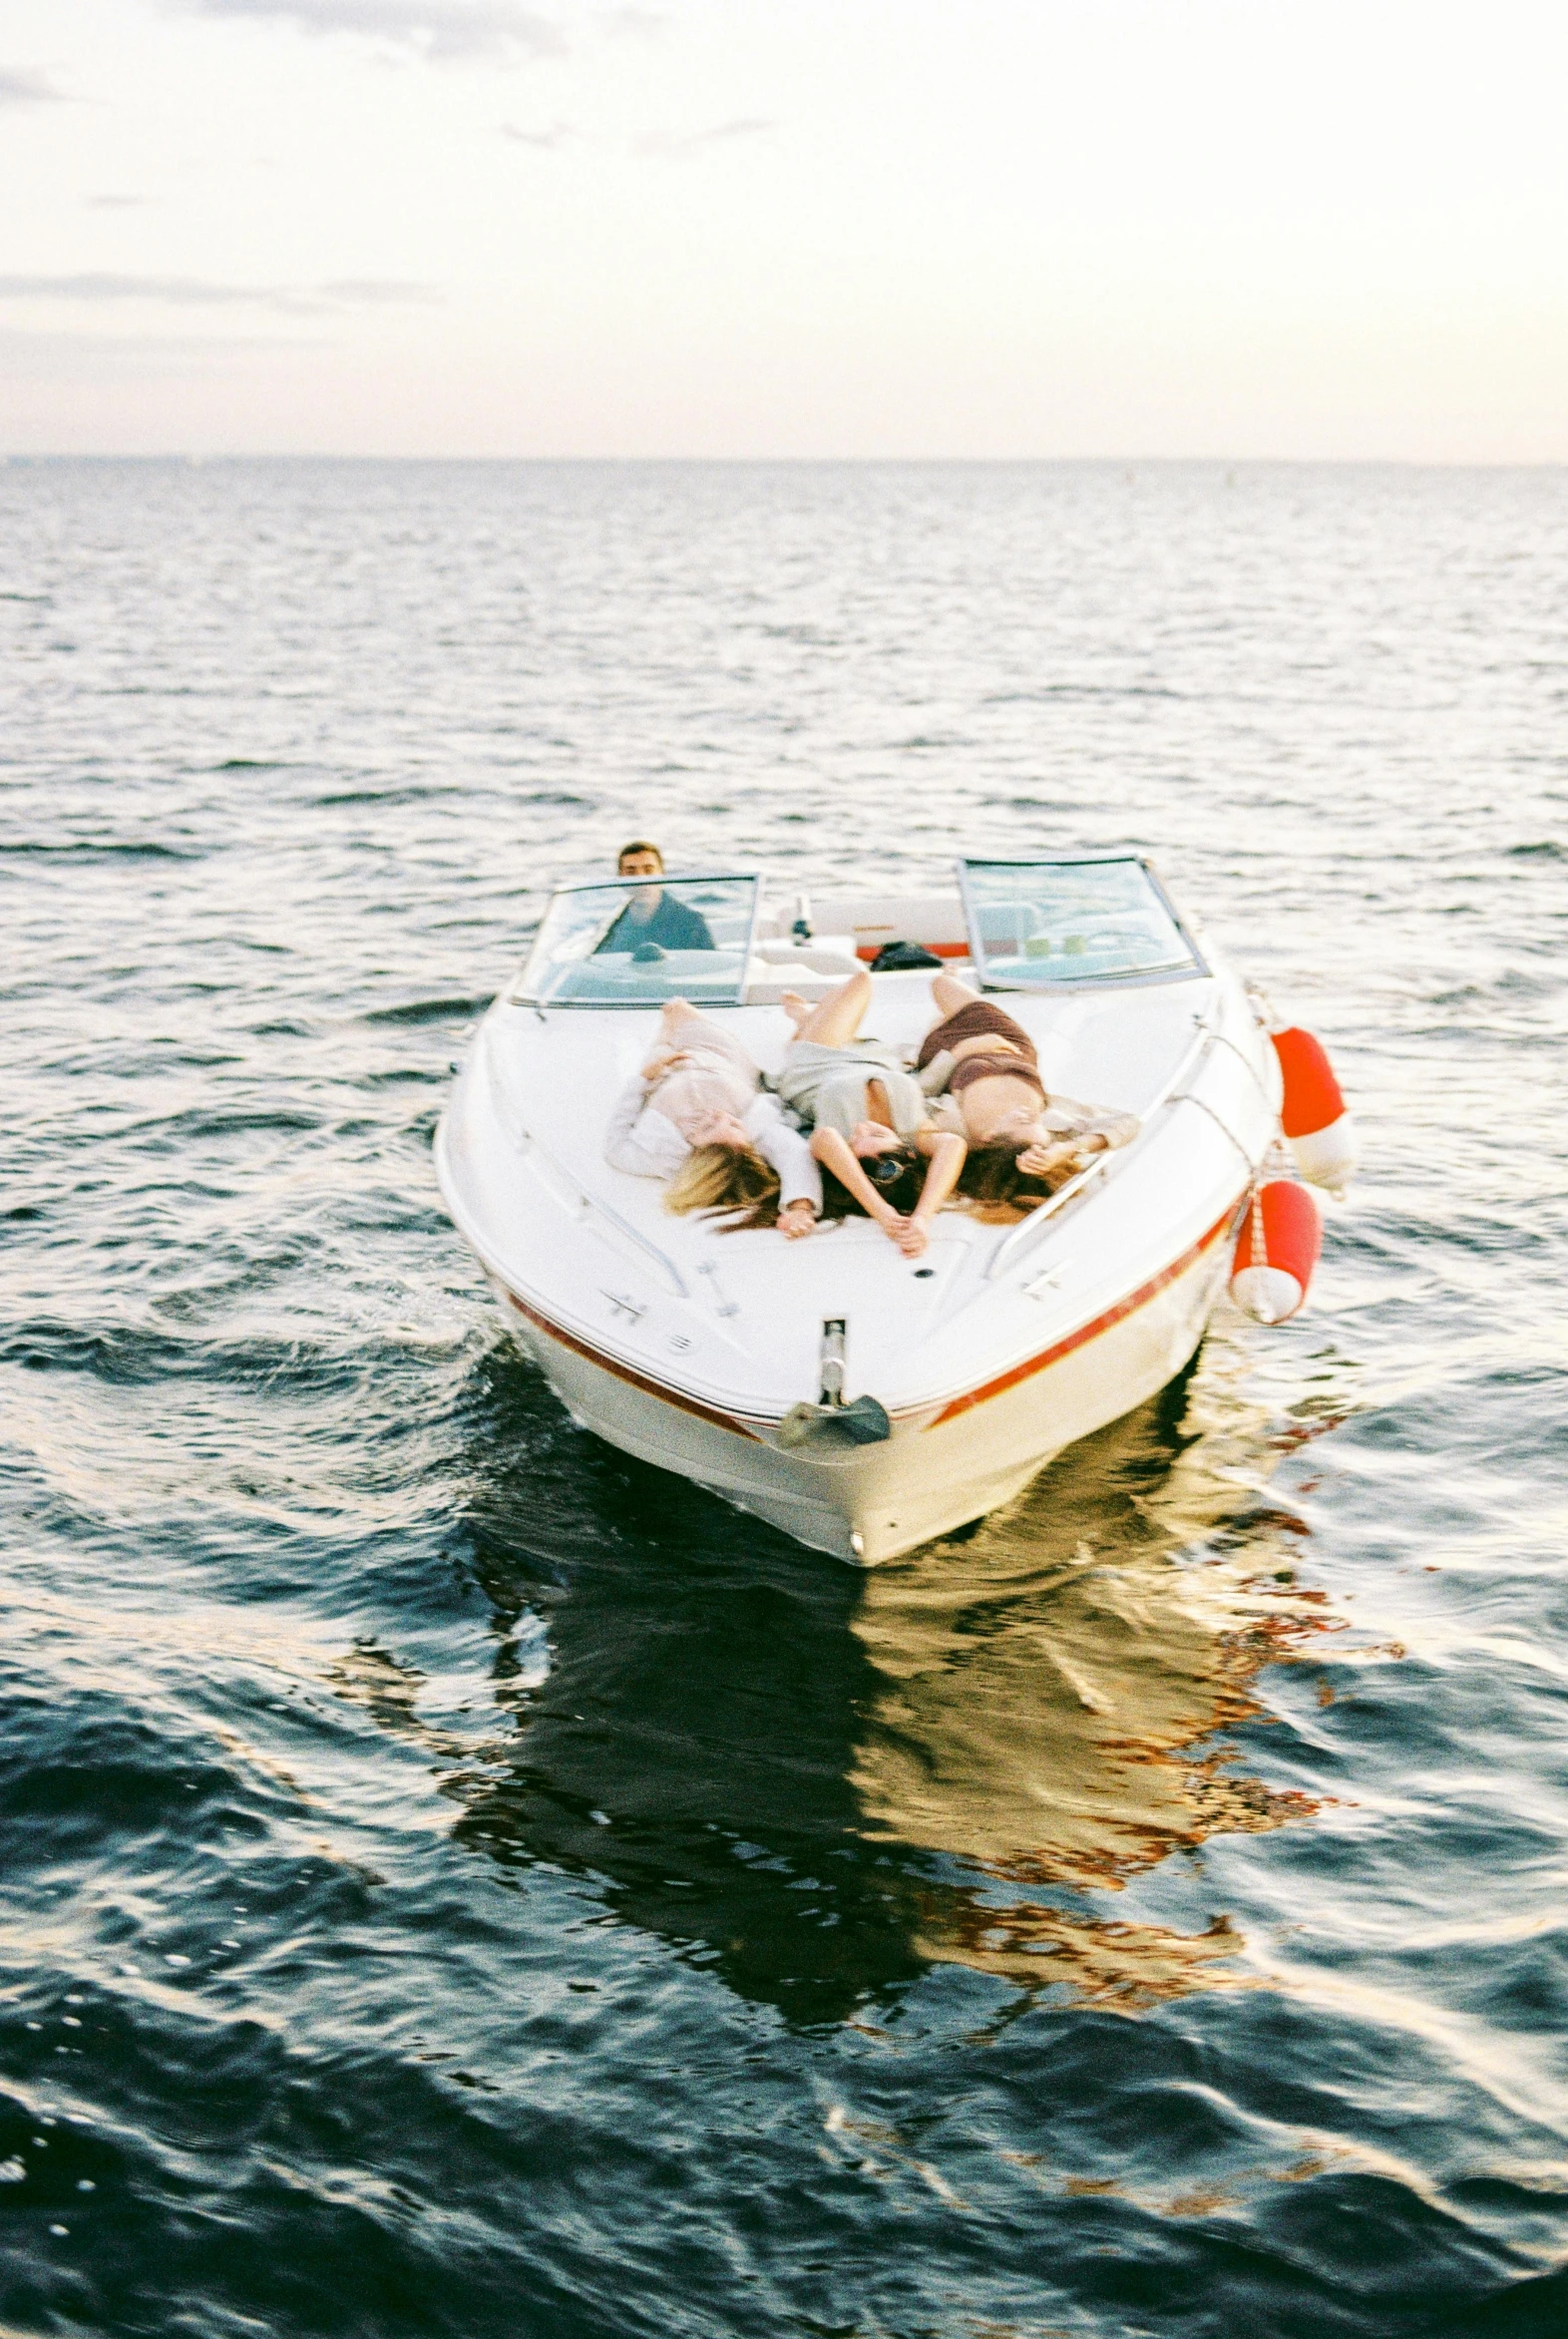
left=663, top=1143, right=782, bottom=1232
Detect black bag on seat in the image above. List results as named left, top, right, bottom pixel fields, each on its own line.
left=869, top=939, right=943, bottom=972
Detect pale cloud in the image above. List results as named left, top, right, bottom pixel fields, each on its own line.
left=179, top=0, right=566, bottom=61
left=597, top=7, right=663, bottom=37
left=0, top=64, right=66, bottom=102
left=5, top=0, right=1565, bottom=461
left=0, top=273, right=441, bottom=313
left=0, top=326, right=326, bottom=376
left=318, top=277, right=443, bottom=304
left=636, top=116, right=776, bottom=158
left=501, top=120, right=573, bottom=148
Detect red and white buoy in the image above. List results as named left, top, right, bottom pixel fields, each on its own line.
left=1231, top=1177, right=1323, bottom=1324
left=1271, top=1025, right=1357, bottom=1196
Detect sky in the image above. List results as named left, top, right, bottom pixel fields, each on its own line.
left=2, top=0, right=1565, bottom=459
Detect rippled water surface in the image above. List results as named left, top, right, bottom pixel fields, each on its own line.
left=3, top=460, right=1567, bottom=2337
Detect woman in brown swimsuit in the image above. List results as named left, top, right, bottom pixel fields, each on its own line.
left=916, top=976, right=1139, bottom=1202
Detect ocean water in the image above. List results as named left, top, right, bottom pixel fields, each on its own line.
left=2, top=458, right=1566, bottom=2338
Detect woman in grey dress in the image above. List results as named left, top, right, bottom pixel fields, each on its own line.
left=774, top=972, right=966, bottom=1261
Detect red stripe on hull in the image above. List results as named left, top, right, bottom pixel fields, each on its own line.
left=503, top=1192, right=1245, bottom=1449
left=854, top=940, right=971, bottom=960
left=927, top=1198, right=1244, bottom=1428
left=502, top=1287, right=766, bottom=1444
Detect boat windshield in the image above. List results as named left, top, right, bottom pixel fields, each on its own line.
left=515, top=873, right=761, bottom=1007
left=958, top=857, right=1205, bottom=989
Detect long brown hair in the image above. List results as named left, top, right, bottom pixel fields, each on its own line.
left=956, top=1140, right=1059, bottom=1219
left=663, top=1143, right=782, bottom=1231
left=819, top=1145, right=927, bottom=1222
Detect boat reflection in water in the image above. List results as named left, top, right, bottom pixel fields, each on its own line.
left=850, top=1326, right=1340, bottom=2009
left=434, top=1321, right=1344, bottom=2025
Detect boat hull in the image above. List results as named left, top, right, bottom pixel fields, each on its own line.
left=436, top=885, right=1282, bottom=1568
left=489, top=1198, right=1238, bottom=1564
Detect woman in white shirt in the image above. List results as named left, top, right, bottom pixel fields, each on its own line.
left=603, top=998, right=823, bottom=1237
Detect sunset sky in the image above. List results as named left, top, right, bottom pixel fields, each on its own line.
left=3, top=0, right=1565, bottom=458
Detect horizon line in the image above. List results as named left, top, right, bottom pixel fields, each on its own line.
left=5, top=451, right=1568, bottom=470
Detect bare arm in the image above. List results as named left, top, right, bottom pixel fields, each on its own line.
left=748, top=1097, right=824, bottom=1238
left=809, top=1127, right=908, bottom=1245
left=904, top=1130, right=967, bottom=1257
left=603, top=1076, right=687, bottom=1177
left=1044, top=1096, right=1141, bottom=1151
left=848, top=1119, right=905, bottom=1155
left=1018, top=1100, right=1140, bottom=1181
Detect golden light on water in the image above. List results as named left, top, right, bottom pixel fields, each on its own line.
left=851, top=1316, right=1362, bottom=2006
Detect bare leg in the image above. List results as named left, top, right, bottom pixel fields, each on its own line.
left=780, top=990, right=812, bottom=1031
left=645, top=996, right=716, bottom=1080
left=660, top=997, right=739, bottom=1047
left=790, top=970, right=872, bottom=1048
left=931, top=973, right=978, bottom=1017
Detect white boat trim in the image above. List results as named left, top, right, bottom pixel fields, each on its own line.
left=435, top=856, right=1288, bottom=1561
left=926, top=1192, right=1246, bottom=1426
left=473, top=1184, right=1247, bottom=1440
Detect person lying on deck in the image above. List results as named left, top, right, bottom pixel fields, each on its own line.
left=603, top=998, right=822, bottom=1239
left=775, top=972, right=966, bottom=1260
left=914, top=976, right=1140, bottom=1214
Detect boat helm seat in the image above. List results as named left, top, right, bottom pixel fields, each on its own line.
left=742, top=936, right=863, bottom=1005
left=751, top=937, right=862, bottom=975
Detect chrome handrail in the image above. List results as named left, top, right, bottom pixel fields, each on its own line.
left=986, top=1151, right=1115, bottom=1279
left=1166, top=1090, right=1260, bottom=1172
left=1136, top=1013, right=1221, bottom=1123
left=515, top=1126, right=691, bottom=1300
left=478, top=1030, right=691, bottom=1298
left=986, top=1015, right=1220, bottom=1282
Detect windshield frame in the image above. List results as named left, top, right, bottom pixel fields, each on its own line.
left=956, top=854, right=1209, bottom=992
left=510, top=870, right=764, bottom=1009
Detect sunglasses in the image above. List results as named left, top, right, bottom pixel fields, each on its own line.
left=866, top=1155, right=908, bottom=1186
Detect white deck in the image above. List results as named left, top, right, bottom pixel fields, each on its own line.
left=436, top=889, right=1282, bottom=1559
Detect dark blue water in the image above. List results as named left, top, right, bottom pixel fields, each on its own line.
left=3, top=460, right=1567, bottom=2336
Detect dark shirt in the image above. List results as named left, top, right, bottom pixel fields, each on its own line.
left=595, top=891, right=715, bottom=955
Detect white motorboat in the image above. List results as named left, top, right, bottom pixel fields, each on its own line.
left=435, top=856, right=1295, bottom=1565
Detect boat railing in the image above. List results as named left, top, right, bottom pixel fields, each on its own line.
left=986, top=1014, right=1222, bottom=1282
left=1152, top=1012, right=1273, bottom=1173
left=517, top=1125, right=692, bottom=1300
left=480, top=1033, right=691, bottom=1298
